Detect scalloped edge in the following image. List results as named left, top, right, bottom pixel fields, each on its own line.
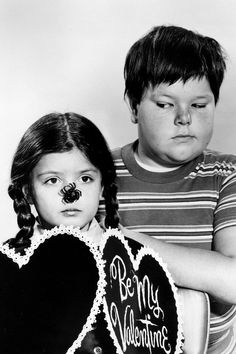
left=0, top=225, right=106, bottom=354
left=100, top=228, right=184, bottom=354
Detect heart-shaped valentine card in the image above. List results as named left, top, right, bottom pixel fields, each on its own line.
left=101, top=229, right=183, bottom=354
left=0, top=225, right=105, bottom=354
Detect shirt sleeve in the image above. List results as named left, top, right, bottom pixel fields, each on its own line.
left=214, top=170, right=236, bottom=233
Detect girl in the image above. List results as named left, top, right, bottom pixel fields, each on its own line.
left=3, top=112, right=119, bottom=354
left=7, top=112, right=119, bottom=250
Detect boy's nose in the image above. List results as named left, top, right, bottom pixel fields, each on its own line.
left=174, top=109, right=192, bottom=126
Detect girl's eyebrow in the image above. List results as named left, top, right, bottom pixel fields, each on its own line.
left=78, top=168, right=99, bottom=174
left=37, top=168, right=99, bottom=177
left=36, top=171, right=60, bottom=177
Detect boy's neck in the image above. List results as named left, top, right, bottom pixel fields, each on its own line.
left=134, top=145, right=180, bottom=173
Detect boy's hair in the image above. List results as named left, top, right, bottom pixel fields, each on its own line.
left=124, top=25, right=226, bottom=111
left=7, top=112, right=119, bottom=250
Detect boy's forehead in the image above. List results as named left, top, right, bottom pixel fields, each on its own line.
left=146, top=77, right=214, bottom=99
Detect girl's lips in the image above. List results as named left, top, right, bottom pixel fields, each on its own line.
left=61, top=209, right=80, bottom=216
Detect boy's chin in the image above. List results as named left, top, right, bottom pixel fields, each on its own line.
left=167, top=150, right=202, bottom=166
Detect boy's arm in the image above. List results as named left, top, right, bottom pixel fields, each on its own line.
left=120, top=225, right=236, bottom=305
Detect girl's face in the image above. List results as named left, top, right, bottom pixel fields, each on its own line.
left=27, top=148, right=103, bottom=231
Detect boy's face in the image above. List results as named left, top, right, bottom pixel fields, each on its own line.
left=134, top=78, right=215, bottom=168
left=27, top=148, right=103, bottom=231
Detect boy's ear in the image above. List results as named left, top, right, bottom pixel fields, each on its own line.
left=131, top=111, right=138, bottom=124
left=22, top=184, right=34, bottom=205
left=130, top=105, right=139, bottom=124
left=126, top=99, right=138, bottom=124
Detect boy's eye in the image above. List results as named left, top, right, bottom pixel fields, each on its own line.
left=45, top=177, right=59, bottom=185
left=192, top=103, right=207, bottom=109
left=156, top=102, right=173, bottom=109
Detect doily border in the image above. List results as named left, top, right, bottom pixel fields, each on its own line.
left=0, top=225, right=106, bottom=354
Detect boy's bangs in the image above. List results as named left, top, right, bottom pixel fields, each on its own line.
left=148, top=47, right=207, bottom=87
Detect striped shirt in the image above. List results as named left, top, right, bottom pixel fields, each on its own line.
left=99, top=141, right=236, bottom=353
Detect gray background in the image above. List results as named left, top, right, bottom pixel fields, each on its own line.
left=1, top=0, right=236, bottom=240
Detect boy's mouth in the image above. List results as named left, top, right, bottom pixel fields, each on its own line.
left=172, top=134, right=195, bottom=142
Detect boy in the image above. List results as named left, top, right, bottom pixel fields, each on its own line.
left=113, top=25, right=236, bottom=353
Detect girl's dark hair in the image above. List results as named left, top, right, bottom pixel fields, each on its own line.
left=124, top=25, right=227, bottom=112
left=7, top=112, right=119, bottom=249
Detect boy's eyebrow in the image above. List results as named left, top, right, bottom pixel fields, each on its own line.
left=151, top=92, right=213, bottom=100
left=193, top=94, right=214, bottom=100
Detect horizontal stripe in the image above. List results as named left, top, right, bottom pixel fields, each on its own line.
left=211, top=307, right=236, bottom=332
left=215, top=221, right=236, bottom=233
left=117, top=190, right=218, bottom=199
left=116, top=170, right=132, bottom=177
left=126, top=224, right=212, bottom=231
left=117, top=201, right=216, bottom=209
left=110, top=146, right=236, bottom=352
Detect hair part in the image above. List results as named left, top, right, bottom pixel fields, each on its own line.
left=124, top=25, right=227, bottom=111
left=7, top=112, right=119, bottom=251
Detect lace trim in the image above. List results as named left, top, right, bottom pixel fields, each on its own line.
left=0, top=225, right=106, bottom=353
left=100, top=228, right=184, bottom=354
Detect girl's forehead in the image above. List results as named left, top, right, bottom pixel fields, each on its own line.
left=33, top=149, right=98, bottom=175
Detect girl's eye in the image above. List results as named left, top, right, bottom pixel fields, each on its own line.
left=45, top=177, right=59, bottom=185
left=80, top=175, right=93, bottom=183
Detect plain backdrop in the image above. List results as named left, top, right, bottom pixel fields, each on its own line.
left=1, top=0, right=236, bottom=241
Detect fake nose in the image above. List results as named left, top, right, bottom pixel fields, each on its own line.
left=60, top=182, right=82, bottom=204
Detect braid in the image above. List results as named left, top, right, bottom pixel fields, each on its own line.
left=6, top=184, right=35, bottom=251
left=103, top=178, right=120, bottom=229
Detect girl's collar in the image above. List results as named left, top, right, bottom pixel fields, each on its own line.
left=34, top=218, right=103, bottom=247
